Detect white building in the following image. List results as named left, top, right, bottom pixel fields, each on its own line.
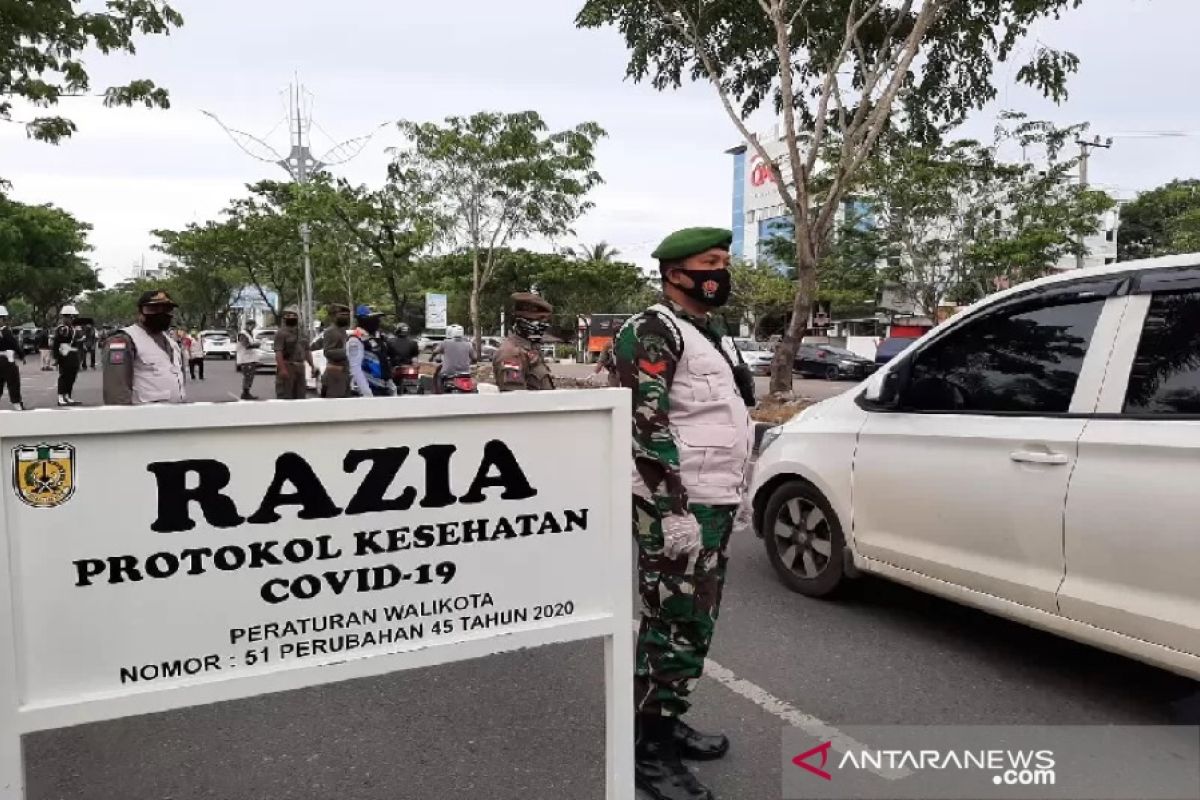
left=728, top=127, right=1120, bottom=275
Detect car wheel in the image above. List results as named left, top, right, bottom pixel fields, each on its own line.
left=762, top=480, right=846, bottom=597
left=824, top=365, right=841, bottom=381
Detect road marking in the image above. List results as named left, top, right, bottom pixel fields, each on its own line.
left=701, top=658, right=908, bottom=779
left=629, top=620, right=906, bottom=780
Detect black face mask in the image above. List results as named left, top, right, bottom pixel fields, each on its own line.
left=361, top=317, right=381, bottom=334
left=669, top=267, right=732, bottom=308
left=284, top=318, right=298, bottom=328
left=514, top=317, right=549, bottom=341
left=335, top=316, right=350, bottom=328
left=143, top=313, right=173, bottom=333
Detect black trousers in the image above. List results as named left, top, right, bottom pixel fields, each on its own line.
left=57, top=352, right=79, bottom=396
left=0, top=361, right=20, bottom=404
left=82, top=347, right=96, bottom=369
left=189, top=358, right=205, bottom=380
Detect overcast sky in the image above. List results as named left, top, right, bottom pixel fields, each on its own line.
left=2, top=0, right=1196, bottom=287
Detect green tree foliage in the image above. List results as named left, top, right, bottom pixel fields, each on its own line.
left=300, top=173, right=446, bottom=320
left=412, top=249, right=651, bottom=337
left=1, top=1, right=183, bottom=143
left=725, top=259, right=795, bottom=339
left=570, top=241, right=620, bottom=262
left=0, top=194, right=97, bottom=324
left=577, top=0, right=1088, bottom=395
left=395, top=111, right=605, bottom=351
left=1117, top=180, right=1200, bottom=261
left=863, top=116, right=1114, bottom=318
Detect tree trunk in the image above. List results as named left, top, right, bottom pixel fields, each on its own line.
left=385, top=269, right=403, bottom=322
left=470, top=251, right=483, bottom=358
left=768, top=236, right=817, bottom=397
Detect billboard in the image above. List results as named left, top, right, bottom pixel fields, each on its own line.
left=425, top=293, right=448, bottom=330
left=0, top=393, right=634, bottom=798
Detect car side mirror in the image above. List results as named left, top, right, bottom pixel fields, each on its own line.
left=862, top=357, right=910, bottom=408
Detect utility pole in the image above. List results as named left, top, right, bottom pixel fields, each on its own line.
left=1075, top=134, right=1113, bottom=271
left=203, top=80, right=384, bottom=334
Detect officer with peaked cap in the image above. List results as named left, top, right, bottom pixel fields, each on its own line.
left=613, top=227, right=755, bottom=800
left=321, top=303, right=353, bottom=398
left=0, top=305, right=25, bottom=410
left=493, top=292, right=555, bottom=392
left=103, top=289, right=186, bottom=405
left=274, top=306, right=314, bottom=399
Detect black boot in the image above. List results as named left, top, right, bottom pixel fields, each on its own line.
left=672, top=719, right=730, bottom=761
left=636, top=716, right=715, bottom=800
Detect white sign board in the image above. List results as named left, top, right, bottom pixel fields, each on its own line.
left=425, top=293, right=448, bottom=330
left=0, top=392, right=633, bottom=798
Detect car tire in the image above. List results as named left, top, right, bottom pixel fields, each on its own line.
left=824, top=365, right=841, bottom=381
left=762, top=480, right=846, bottom=598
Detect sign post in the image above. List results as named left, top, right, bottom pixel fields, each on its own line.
left=0, top=391, right=633, bottom=798
left=424, top=292, right=448, bottom=331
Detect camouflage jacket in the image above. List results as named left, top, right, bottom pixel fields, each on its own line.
left=613, top=299, right=730, bottom=516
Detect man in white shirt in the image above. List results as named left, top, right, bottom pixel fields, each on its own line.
left=235, top=320, right=261, bottom=401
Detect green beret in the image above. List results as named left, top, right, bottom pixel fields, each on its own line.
left=651, top=227, right=733, bottom=262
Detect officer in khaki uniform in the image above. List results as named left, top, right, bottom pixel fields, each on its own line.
left=103, top=289, right=186, bottom=405
left=493, top=293, right=555, bottom=392
left=321, top=304, right=352, bottom=398
left=274, top=307, right=314, bottom=399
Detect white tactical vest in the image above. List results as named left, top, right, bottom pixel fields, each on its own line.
left=632, top=304, right=754, bottom=506
left=123, top=324, right=186, bottom=405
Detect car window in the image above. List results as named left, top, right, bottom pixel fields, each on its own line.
left=1124, top=289, right=1200, bottom=415
left=819, top=345, right=855, bottom=357
left=902, top=296, right=1106, bottom=414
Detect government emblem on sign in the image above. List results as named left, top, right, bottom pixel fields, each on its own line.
left=12, top=443, right=75, bottom=509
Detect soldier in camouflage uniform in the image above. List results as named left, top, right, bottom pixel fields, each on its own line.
left=615, top=227, right=754, bottom=800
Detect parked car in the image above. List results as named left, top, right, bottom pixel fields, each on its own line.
left=200, top=329, right=236, bottom=360
left=307, top=336, right=326, bottom=392
left=794, top=343, right=877, bottom=380
left=255, top=328, right=277, bottom=373
left=750, top=254, right=1200, bottom=680
left=480, top=336, right=502, bottom=360
left=874, top=335, right=918, bottom=365
left=18, top=327, right=40, bottom=355
left=734, top=339, right=773, bottom=375
left=419, top=333, right=446, bottom=355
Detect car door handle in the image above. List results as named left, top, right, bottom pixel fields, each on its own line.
left=1009, top=449, right=1069, bottom=466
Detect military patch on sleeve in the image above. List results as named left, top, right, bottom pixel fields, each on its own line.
left=637, top=334, right=671, bottom=376
left=106, top=339, right=127, bottom=365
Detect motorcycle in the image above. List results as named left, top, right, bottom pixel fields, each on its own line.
left=393, top=364, right=422, bottom=395
left=440, top=371, right=478, bottom=394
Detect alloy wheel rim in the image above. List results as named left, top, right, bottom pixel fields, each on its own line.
left=773, top=497, right=832, bottom=578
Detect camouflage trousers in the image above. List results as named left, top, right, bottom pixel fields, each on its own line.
left=633, top=495, right=736, bottom=718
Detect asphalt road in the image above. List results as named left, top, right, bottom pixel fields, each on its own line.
left=16, top=356, right=1198, bottom=799
left=6, top=357, right=851, bottom=410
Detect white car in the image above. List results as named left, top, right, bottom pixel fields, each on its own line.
left=734, top=338, right=774, bottom=375
left=750, top=254, right=1200, bottom=680
left=307, top=335, right=326, bottom=392
left=200, top=330, right=235, bottom=360
left=480, top=336, right=502, bottom=360
left=254, top=329, right=277, bottom=373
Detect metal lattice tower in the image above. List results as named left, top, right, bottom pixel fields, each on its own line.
left=203, top=80, right=385, bottom=332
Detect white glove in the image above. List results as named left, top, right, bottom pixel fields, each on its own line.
left=661, top=513, right=703, bottom=560
left=733, top=463, right=756, bottom=531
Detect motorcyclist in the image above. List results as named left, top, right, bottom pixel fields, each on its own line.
left=388, top=323, right=420, bottom=366
left=433, top=324, right=475, bottom=392
left=347, top=305, right=393, bottom=397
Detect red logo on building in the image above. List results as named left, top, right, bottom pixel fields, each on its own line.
left=750, top=158, right=775, bottom=187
